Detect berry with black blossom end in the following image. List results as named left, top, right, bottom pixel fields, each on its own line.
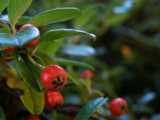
left=45, top=91, right=64, bottom=110
left=41, top=65, right=67, bottom=91
left=109, top=98, right=128, bottom=116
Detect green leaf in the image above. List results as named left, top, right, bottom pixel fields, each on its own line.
left=36, top=52, right=57, bottom=66
left=75, top=97, right=108, bottom=120
left=0, top=106, right=6, bottom=120
left=8, top=0, right=32, bottom=27
left=19, top=81, right=44, bottom=115
left=56, top=58, right=95, bottom=71
left=67, top=73, right=81, bottom=86
left=0, top=0, right=8, bottom=13
left=18, top=16, right=31, bottom=25
left=0, top=33, right=18, bottom=46
left=75, top=4, right=102, bottom=29
left=38, top=41, right=59, bottom=56
left=63, top=45, right=95, bottom=57
left=15, top=53, right=44, bottom=91
left=0, top=20, right=11, bottom=33
left=28, top=7, right=81, bottom=27
left=38, top=28, right=96, bottom=45
left=15, top=27, right=40, bottom=46
left=0, top=27, right=39, bottom=47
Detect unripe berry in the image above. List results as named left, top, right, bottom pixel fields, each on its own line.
left=41, top=65, right=67, bottom=91
left=81, top=70, right=94, bottom=78
left=26, top=115, right=40, bottom=120
left=45, top=91, right=64, bottom=110
left=109, top=98, right=128, bottom=116
left=18, top=24, right=40, bottom=47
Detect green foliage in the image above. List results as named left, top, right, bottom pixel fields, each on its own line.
left=28, top=7, right=81, bottom=26
left=0, top=27, right=39, bottom=47
left=0, top=0, right=8, bottom=13
left=19, top=81, right=44, bottom=115
left=8, top=0, right=32, bottom=27
left=15, top=54, right=44, bottom=91
left=75, top=97, right=108, bottom=120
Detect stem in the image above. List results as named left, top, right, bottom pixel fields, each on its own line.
left=31, top=44, right=42, bottom=56
left=27, top=53, right=45, bottom=69
left=12, top=24, right=16, bottom=35
left=92, top=90, right=104, bottom=97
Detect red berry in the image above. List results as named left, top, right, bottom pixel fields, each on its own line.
left=26, top=115, right=40, bottom=120
left=67, top=116, right=75, bottom=120
left=4, top=46, right=14, bottom=54
left=18, top=24, right=40, bottom=47
left=41, top=65, right=67, bottom=91
left=81, top=70, right=94, bottom=78
left=45, top=91, right=64, bottom=110
left=109, top=98, right=128, bottom=116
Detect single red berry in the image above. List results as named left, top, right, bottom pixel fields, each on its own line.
left=67, top=116, right=75, bottom=120
left=81, top=70, right=94, bottom=78
left=109, top=98, right=128, bottom=116
left=18, top=24, right=40, bottom=47
left=45, top=91, right=64, bottom=110
left=4, top=46, right=15, bottom=62
left=41, top=65, right=67, bottom=91
left=4, top=46, right=14, bottom=54
left=26, top=115, right=40, bottom=120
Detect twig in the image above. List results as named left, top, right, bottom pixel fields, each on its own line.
left=40, top=112, right=52, bottom=120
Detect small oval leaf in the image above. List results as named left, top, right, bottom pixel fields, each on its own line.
left=15, top=27, right=40, bottom=46
left=28, top=7, right=80, bottom=27
left=8, top=0, right=32, bottom=27
left=63, top=45, right=95, bottom=57
left=38, top=28, right=96, bottom=45
left=19, top=81, right=44, bottom=115
left=56, top=58, right=95, bottom=71
left=15, top=53, right=44, bottom=91
left=0, top=33, right=18, bottom=46
left=75, top=97, right=108, bottom=120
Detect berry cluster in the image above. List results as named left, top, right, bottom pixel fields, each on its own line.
left=41, top=65, right=66, bottom=110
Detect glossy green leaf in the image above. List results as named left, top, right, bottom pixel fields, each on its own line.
left=56, top=58, right=95, bottom=71
left=0, top=27, right=39, bottom=47
left=15, top=27, right=40, bottom=46
left=75, top=4, right=102, bottom=29
left=28, top=7, right=80, bottom=27
left=0, top=0, right=8, bottom=13
left=0, top=106, right=6, bottom=120
left=38, top=28, right=96, bottom=45
left=63, top=45, right=95, bottom=57
left=18, top=16, right=31, bottom=25
left=19, top=81, right=44, bottom=115
left=15, top=54, right=44, bottom=91
left=0, top=33, right=18, bottom=46
left=8, top=0, right=32, bottom=27
left=36, top=52, right=57, bottom=66
left=0, top=20, right=11, bottom=33
left=75, top=97, right=108, bottom=120
left=38, top=41, right=59, bottom=56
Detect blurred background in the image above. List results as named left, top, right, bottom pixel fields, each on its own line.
left=2, top=0, right=160, bottom=119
